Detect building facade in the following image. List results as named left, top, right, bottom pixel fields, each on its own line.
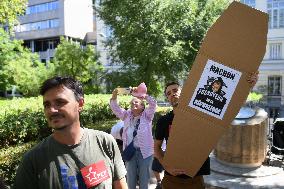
left=15, top=0, right=94, bottom=64
left=241, top=0, right=284, bottom=118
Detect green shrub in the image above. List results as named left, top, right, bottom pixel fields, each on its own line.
left=0, top=141, right=37, bottom=186
left=246, top=92, right=263, bottom=103
left=0, top=95, right=171, bottom=148
left=86, top=119, right=119, bottom=133
left=0, top=95, right=130, bottom=148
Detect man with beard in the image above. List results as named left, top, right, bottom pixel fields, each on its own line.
left=14, top=76, right=127, bottom=189
left=154, top=72, right=258, bottom=189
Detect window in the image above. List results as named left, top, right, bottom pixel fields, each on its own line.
left=33, top=38, right=60, bottom=52
left=26, top=1, right=59, bottom=15
left=15, top=19, right=60, bottom=32
left=50, top=1, right=59, bottom=10
left=268, top=0, right=284, bottom=28
left=41, top=20, right=48, bottom=29
left=269, top=43, right=282, bottom=59
left=240, top=0, right=256, bottom=7
left=35, top=41, right=42, bottom=52
left=42, top=41, right=48, bottom=51
left=268, top=76, right=282, bottom=96
left=49, top=57, right=54, bottom=63
left=23, top=41, right=31, bottom=49
left=48, top=41, right=55, bottom=49
left=49, top=19, right=59, bottom=28
left=34, top=40, right=48, bottom=52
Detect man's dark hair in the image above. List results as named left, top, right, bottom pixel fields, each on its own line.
left=164, top=81, right=180, bottom=95
left=40, top=76, right=84, bottom=101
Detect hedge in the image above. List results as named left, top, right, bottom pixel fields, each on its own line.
left=0, top=141, right=37, bottom=187
left=0, top=94, right=171, bottom=148
left=0, top=95, right=132, bottom=148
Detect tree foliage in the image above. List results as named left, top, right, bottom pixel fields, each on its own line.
left=98, top=0, right=229, bottom=95
left=54, top=38, right=103, bottom=93
left=0, top=0, right=53, bottom=97
left=0, top=28, right=54, bottom=96
left=0, top=0, right=27, bottom=30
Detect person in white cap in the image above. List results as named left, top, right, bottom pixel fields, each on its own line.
left=111, top=120, right=124, bottom=152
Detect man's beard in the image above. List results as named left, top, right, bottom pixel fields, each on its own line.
left=49, top=113, right=69, bottom=131
left=52, top=125, right=69, bottom=131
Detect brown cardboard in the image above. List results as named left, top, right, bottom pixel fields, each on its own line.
left=163, top=1, right=268, bottom=177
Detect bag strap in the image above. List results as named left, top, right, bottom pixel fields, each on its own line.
left=132, top=119, right=140, bottom=138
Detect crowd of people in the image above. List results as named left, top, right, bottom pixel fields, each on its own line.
left=12, top=73, right=258, bottom=189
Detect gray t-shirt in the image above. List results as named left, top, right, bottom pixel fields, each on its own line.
left=14, top=128, right=126, bottom=189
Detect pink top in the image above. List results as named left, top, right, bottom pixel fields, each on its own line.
left=110, top=95, right=157, bottom=159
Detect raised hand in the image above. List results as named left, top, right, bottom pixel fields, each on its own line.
left=111, top=88, right=118, bottom=100
left=247, top=71, right=259, bottom=88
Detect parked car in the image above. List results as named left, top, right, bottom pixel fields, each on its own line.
left=157, top=100, right=170, bottom=107
left=6, top=90, right=23, bottom=98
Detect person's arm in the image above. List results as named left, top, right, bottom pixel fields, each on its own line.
left=143, top=95, right=157, bottom=121
left=110, top=88, right=128, bottom=120
left=246, top=71, right=259, bottom=87
left=113, top=177, right=128, bottom=189
left=154, top=117, right=166, bottom=164
left=154, top=139, right=186, bottom=176
left=154, top=139, right=164, bottom=162
left=243, top=71, right=259, bottom=105
left=14, top=154, right=38, bottom=189
left=105, top=134, right=127, bottom=188
left=154, top=117, right=187, bottom=176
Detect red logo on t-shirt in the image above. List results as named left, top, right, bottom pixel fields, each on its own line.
left=80, top=160, right=110, bottom=188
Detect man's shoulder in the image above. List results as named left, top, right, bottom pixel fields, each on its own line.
left=85, top=128, right=111, bottom=136
left=155, top=111, right=173, bottom=132
left=158, top=111, right=174, bottom=122
left=84, top=128, right=115, bottom=143
left=22, top=136, right=52, bottom=160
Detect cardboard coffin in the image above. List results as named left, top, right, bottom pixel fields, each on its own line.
left=163, top=1, right=268, bottom=177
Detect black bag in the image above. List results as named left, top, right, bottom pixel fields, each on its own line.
left=271, top=119, right=284, bottom=155
left=122, top=119, right=140, bottom=161
left=122, top=141, right=136, bottom=161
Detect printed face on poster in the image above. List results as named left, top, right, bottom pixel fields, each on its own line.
left=188, top=59, right=242, bottom=119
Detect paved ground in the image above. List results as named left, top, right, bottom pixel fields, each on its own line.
left=142, top=152, right=284, bottom=189
left=204, top=154, right=284, bottom=189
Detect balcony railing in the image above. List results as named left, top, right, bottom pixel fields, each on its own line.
left=37, top=49, right=55, bottom=59
left=262, top=59, right=284, bottom=63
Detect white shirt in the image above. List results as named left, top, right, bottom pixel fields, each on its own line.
left=110, top=121, right=124, bottom=140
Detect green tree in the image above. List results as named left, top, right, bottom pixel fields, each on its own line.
left=0, top=0, right=27, bottom=30
left=0, top=0, right=53, bottom=97
left=54, top=38, right=103, bottom=93
left=0, top=28, right=54, bottom=96
left=6, top=57, right=55, bottom=97
left=98, top=0, right=229, bottom=96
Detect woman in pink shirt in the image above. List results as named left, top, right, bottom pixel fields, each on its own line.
left=110, top=84, right=157, bottom=189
